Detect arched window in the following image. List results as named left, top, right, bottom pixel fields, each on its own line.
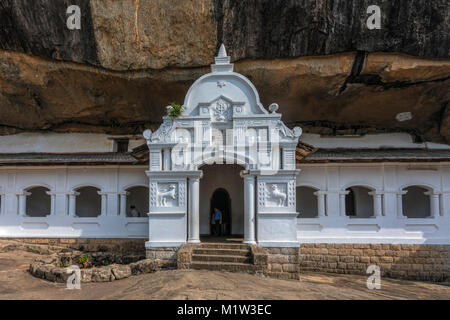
left=125, top=186, right=149, bottom=217
left=402, top=186, right=430, bottom=218
left=26, top=187, right=51, bottom=217
left=75, top=186, right=101, bottom=217
left=345, top=186, right=374, bottom=218
left=296, top=186, right=318, bottom=218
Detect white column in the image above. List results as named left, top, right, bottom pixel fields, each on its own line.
left=272, top=146, right=280, bottom=170
left=243, top=174, right=256, bottom=244
left=0, top=194, right=3, bottom=215
left=68, top=192, right=79, bottom=216
left=119, top=192, right=128, bottom=216
left=98, top=192, right=107, bottom=216
left=314, top=191, right=326, bottom=217
left=425, top=191, right=440, bottom=218
left=396, top=191, right=407, bottom=219
left=18, top=192, right=30, bottom=216
left=163, top=148, right=171, bottom=171
left=188, top=177, right=200, bottom=243
left=339, top=191, right=349, bottom=216
left=46, top=192, right=56, bottom=216
left=369, top=191, right=383, bottom=217
left=439, top=193, right=445, bottom=217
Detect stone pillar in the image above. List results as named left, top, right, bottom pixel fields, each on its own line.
left=68, top=192, right=79, bottom=216
left=425, top=191, right=440, bottom=218
left=339, top=191, right=349, bottom=216
left=119, top=192, right=128, bottom=216
left=18, top=192, right=30, bottom=216
left=242, top=173, right=256, bottom=244
left=369, top=191, right=383, bottom=217
left=314, top=191, right=326, bottom=217
left=188, top=177, right=200, bottom=243
left=396, top=191, right=407, bottom=219
left=163, top=148, right=171, bottom=171
left=98, top=192, right=107, bottom=216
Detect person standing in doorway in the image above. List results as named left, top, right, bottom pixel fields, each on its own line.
left=213, top=208, right=223, bottom=236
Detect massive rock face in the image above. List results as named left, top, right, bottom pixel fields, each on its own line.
left=0, top=0, right=449, bottom=142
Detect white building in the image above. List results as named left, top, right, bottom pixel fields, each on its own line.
left=1, top=45, right=450, bottom=250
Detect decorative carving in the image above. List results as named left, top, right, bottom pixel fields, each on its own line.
left=212, top=99, right=231, bottom=122
left=201, top=106, right=209, bottom=115
left=157, top=183, right=178, bottom=207
left=288, top=180, right=296, bottom=207
left=179, top=181, right=186, bottom=207
left=258, top=182, right=266, bottom=208
left=276, top=121, right=295, bottom=139
left=149, top=182, right=158, bottom=207
left=265, top=183, right=287, bottom=207
left=151, top=119, right=174, bottom=143
left=268, top=103, right=279, bottom=114
left=143, top=129, right=152, bottom=140
left=217, top=81, right=226, bottom=88
left=293, top=127, right=302, bottom=138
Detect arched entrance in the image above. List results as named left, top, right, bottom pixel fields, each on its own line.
left=210, top=188, right=231, bottom=236
left=199, top=164, right=244, bottom=238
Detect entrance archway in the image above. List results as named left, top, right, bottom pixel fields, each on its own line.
left=210, top=188, right=231, bottom=236
left=199, top=164, right=244, bottom=237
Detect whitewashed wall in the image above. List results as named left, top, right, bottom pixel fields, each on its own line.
left=296, top=163, right=450, bottom=244
left=0, top=166, right=149, bottom=238
left=1, top=162, right=450, bottom=244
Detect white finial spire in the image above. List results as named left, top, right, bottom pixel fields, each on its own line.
left=211, top=43, right=233, bottom=72
left=217, top=44, right=227, bottom=58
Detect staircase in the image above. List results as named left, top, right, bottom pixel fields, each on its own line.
left=189, top=242, right=257, bottom=273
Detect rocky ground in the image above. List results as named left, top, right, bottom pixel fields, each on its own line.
left=1, top=250, right=449, bottom=300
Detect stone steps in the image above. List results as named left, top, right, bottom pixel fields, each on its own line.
left=199, top=243, right=250, bottom=250
left=190, top=261, right=256, bottom=273
left=188, top=242, right=255, bottom=273
left=192, top=248, right=250, bottom=256
left=192, top=254, right=251, bottom=263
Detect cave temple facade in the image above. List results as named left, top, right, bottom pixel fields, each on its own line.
left=0, top=46, right=450, bottom=249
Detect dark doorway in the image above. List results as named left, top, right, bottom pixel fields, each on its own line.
left=210, top=188, right=231, bottom=236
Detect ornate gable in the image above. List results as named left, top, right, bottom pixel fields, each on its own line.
left=144, top=44, right=301, bottom=171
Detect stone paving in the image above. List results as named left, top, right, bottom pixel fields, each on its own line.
left=1, top=250, right=450, bottom=300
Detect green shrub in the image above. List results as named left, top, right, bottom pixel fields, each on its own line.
left=168, top=102, right=183, bottom=118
